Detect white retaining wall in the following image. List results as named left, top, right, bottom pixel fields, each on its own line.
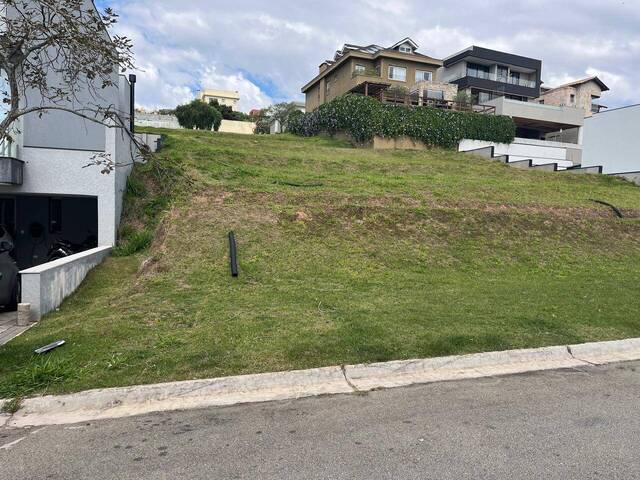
left=20, top=246, right=112, bottom=320
left=582, top=104, right=640, bottom=174
left=219, top=120, right=256, bottom=135
left=459, top=138, right=581, bottom=169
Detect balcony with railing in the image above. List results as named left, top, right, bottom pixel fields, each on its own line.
left=0, top=136, right=24, bottom=186
left=447, top=70, right=537, bottom=89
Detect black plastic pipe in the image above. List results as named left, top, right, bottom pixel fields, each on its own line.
left=590, top=199, right=624, bottom=219
left=129, top=74, right=137, bottom=133
left=228, top=231, right=239, bottom=277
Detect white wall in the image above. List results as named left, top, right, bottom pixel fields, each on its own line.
left=136, top=112, right=182, bottom=129
left=582, top=104, right=640, bottom=174
left=459, top=138, right=580, bottom=169
left=20, top=246, right=112, bottom=320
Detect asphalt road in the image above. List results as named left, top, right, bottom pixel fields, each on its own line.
left=2, top=361, right=639, bottom=479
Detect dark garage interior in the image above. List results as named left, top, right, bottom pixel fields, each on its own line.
left=0, top=195, right=98, bottom=270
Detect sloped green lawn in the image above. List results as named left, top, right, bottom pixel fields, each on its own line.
left=1, top=130, right=639, bottom=399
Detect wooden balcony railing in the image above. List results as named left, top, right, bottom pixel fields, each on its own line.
left=373, top=91, right=496, bottom=114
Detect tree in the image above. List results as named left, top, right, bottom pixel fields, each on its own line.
left=255, top=102, right=303, bottom=134
left=209, top=99, right=251, bottom=122
left=175, top=100, right=222, bottom=131
left=0, top=1, right=135, bottom=145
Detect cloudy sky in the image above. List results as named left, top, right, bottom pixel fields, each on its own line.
left=96, top=0, right=640, bottom=112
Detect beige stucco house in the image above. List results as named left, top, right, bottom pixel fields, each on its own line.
left=537, top=76, right=609, bottom=117
left=301, top=38, right=456, bottom=111
left=198, top=89, right=240, bottom=110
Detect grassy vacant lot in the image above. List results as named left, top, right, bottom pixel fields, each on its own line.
left=1, top=130, right=640, bottom=399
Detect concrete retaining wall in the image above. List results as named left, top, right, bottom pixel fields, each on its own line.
left=219, top=120, right=256, bottom=135
left=135, top=133, right=163, bottom=153
left=459, top=138, right=579, bottom=168
left=612, top=171, right=640, bottom=186
left=373, top=136, right=428, bottom=151
left=135, top=113, right=182, bottom=130
left=20, top=246, right=112, bottom=320
left=582, top=105, right=640, bottom=174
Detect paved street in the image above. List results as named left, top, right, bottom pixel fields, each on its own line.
left=1, top=361, right=639, bottom=479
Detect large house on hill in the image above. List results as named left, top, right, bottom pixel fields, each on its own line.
left=301, top=38, right=456, bottom=112
left=301, top=37, right=613, bottom=171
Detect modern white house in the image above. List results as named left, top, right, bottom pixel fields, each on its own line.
left=0, top=0, right=140, bottom=319
left=458, top=97, right=585, bottom=169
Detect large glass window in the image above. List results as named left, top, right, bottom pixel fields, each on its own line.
left=415, top=70, right=432, bottom=82
left=388, top=65, right=407, bottom=82
left=467, top=63, right=490, bottom=79
left=354, top=64, right=365, bottom=75
left=497, top=66, right=509, bottom=82
left=426, top=90, right=444, bottom=100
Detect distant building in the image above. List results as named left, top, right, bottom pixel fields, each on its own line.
left=198, top=89, right=240, bottom=110
left=269, top=102, right=306, bottom=134
left=537, top=76, right=609, bottom=117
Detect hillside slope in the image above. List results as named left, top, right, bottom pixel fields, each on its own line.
left=1, top=130, right=639, bottom=397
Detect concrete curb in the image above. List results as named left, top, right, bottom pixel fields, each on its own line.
left=3, top=338, right=640, bottom=428
left=344, top=345, right=583, bottom=391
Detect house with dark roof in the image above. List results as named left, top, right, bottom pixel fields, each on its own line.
left=301, top=38, right=454, bottom=111
left=537, top=76, right=609, bottom=117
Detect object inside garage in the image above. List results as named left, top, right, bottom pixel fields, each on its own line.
left=0, top=195, right=98, bottom=270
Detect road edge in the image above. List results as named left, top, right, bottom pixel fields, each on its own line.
left=3, top=337, right=640, bottom=427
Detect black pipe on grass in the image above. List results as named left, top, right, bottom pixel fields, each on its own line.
left=228, top=232, right=239, bottom=277
left=590, top=199, right=624, bottom=219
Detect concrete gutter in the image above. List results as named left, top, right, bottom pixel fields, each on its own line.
left=3, top=338, right=640, bottom=428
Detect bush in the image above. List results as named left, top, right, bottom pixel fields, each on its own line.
left=175, top=100, right=222, bottom=131
left=288, top=94, right=516, bottom=148
left=113, top=229, right=154, bottom=257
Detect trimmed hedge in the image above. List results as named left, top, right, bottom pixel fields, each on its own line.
left=288, top=94, right=516, bottom=148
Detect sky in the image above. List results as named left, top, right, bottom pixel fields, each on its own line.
left=96, top=0, right=640, bottom=112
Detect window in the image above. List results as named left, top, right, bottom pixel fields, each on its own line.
left=415, top=70, right=432, bottom=82
left=569, top=93, right=576, bottom=104
left=426, top=90, right=444, bottom=100
left=466, top=63, right=490, bottom=79
left=497, top=66, right=509, bottom=82
left=399, top=45, right=412, bottom=54
left=354, top=64, right=365, bottom=75
left=388, top=65, right=407, bottom=82
left=509, top=71, right=520, bottom=85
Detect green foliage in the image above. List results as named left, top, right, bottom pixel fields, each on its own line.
left=0, top=356, right=79, bottom=398
left=175, top=100, right=222, bottom=131
left=255, top=102, right=304, bottom=135
left=113, top=229, right=154, bottom=257
left=288, top=93, right=516, bottom=147
left=453, top=91, right=477, bottom=106
left=209, top=100, right=252, bottom=122
left=1, top=397, right=22, bottom=414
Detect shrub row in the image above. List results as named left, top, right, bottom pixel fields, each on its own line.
left=288, top=94, right=516, bottom=148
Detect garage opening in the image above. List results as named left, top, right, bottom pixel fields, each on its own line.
left=0, top=194, right=98, bottom=298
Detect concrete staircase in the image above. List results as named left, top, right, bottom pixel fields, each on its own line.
left=461, top=146, right=603, bottom=175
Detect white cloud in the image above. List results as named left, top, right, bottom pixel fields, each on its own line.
left=201, top=67, right=273, bottom=112
left=103, top=0, right=640, bottom=111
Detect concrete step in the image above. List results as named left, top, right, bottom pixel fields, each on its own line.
left=532, top=163, right=559, bottom=172
left=461, top=146, right=495, bottom=159
left=506, top=159, right=533, bottom=169
left=561, top=165, right=603, bottom=174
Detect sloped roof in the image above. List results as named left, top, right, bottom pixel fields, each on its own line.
left=542, top=75, right=610, bottom=94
